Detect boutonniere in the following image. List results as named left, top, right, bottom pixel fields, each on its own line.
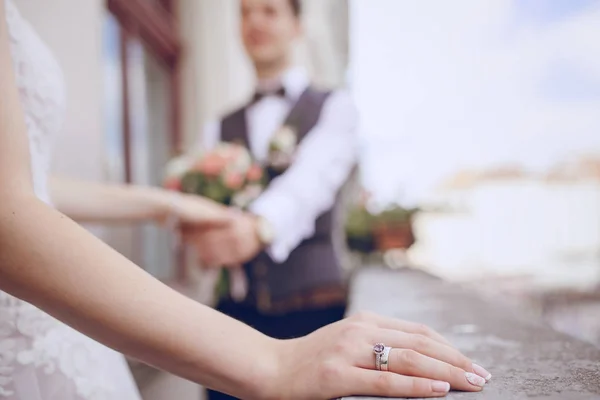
left=267, top=124, right=298, bottom=172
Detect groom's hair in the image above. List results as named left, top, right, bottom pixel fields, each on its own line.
left=289, top=0, right=301, bottom=17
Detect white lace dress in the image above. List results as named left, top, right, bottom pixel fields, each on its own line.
left=1, top=1, right=142, bottom=399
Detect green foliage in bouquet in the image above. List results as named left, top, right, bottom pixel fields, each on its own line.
left=180, top=171, right=233, bottom=205
left=175, top=147, right=266, bottom=208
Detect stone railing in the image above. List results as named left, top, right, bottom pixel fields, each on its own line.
left=344, top=267, right=600, bottom=399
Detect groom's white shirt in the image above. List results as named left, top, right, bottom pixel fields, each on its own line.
left=199, top=66, right=359, bottom=263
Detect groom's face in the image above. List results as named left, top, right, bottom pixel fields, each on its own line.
left=240, top=0, right=301, bottom=67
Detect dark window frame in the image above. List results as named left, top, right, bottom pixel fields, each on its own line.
left=107, top=0, right=187, bottom=282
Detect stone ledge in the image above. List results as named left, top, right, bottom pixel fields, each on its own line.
left=343, top=267, right=600, bottom=399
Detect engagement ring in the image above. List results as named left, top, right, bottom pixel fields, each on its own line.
left=372, top=343, right=392, bottom=371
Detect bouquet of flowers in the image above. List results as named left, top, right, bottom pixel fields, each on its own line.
left=165, top=143, right=265, bottom=208
left=164, top=142, right=266, bottom=298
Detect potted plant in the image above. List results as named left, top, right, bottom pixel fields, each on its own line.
left=372, top=205, right=419, bottom=251
left=345, top=205, right=376, bottom=254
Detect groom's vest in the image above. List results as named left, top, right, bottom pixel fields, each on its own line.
left=220, top=87, right=348, bottom=315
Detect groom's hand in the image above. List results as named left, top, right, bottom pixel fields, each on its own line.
left=182, top=212, right=264, bottom=266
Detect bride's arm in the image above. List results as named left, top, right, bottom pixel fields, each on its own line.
left=50, top=175, right=173, bottom=223
left=49, top=175, right=227, bottom=225
left=1, top=201, right=276, bottom=395
left=0, top=5, right=274, bottom=397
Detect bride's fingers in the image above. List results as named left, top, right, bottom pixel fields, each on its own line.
left=385, top=349, right=485, bottom=392
left=347, top=368, right=451, bottom=398
left=352, top=343, right=484, bottom=392
left=352, top=311, right=452, bottom=347
left=380, top=330, right=474, bottom=373
left=353, top=329, right=492, bottom=384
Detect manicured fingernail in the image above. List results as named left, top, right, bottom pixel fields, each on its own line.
left=465, top=372, right=486, bottom=387
left=431, top=381, right=450, bottom=393
left=472, top=363, right=492, bottom=382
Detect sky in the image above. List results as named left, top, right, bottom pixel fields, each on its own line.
left=350, top=0, right=600, bottom=206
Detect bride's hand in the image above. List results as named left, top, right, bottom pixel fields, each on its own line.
left=268, top=312, right=491, bottom=399
left=163, top=192, right=233, bottom=228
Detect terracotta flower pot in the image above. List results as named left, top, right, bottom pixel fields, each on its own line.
left=373, top=221, right=415, bottom=251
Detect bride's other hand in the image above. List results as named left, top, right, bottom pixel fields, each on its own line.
left=267, top=312, right=491, bottom=399
left=48, top=175, right=232, bottom=227
left=164, top=192, right=233, bottom=228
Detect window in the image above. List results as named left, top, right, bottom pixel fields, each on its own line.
left=102, top=0, right=184, bottom=281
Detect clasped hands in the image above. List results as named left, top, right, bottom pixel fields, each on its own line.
left=166, top=193, right=263, bottom=266
left=185, top=212, right=262, bottom=267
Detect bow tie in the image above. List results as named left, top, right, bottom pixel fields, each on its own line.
left=251, top=86, right=287, bottom=104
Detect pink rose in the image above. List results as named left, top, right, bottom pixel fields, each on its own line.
left=228, top=146, right=244, bottom=161
left=247, top=164, right=263, bottom=182
left=217, top=143, right=244, bottom=162
left=164, top=177, right=181, bottom=191
left=224, top=172, right=244, bottom=190
left=194, top=154, right=226, bottom=177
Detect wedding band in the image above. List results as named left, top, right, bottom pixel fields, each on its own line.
left=373, top=343, right=392, bottom=371
left=380, top=346, right=391, bottom=371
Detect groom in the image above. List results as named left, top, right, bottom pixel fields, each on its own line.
left=187, top=0, right=358, bottom=396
